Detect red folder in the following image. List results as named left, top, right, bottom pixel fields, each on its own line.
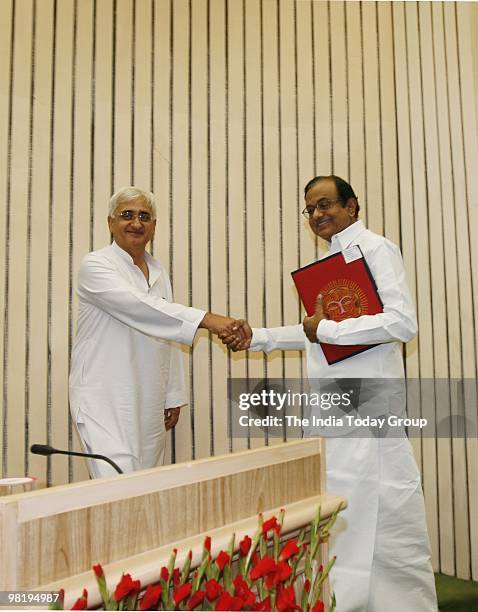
left=291, top=247, right=383, bottom=364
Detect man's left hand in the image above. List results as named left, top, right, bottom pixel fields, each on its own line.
left=303, top=294, right=327, bottom=343
left=164, top=407, right=181, bottom=431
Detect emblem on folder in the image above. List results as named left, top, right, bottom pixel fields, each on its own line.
left=321, top=278, right=369, bottom=322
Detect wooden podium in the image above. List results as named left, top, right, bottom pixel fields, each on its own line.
left=0, top=439, right=345, bottom=609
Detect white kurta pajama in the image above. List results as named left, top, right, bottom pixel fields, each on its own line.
left=69, top=242, right=206, bottom=478
left=249, top=220, right=437, bottom=612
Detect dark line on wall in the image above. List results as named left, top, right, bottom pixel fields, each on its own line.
left=441, top=2, right=460, bottom=574
left=89, top=0, right=97, bottom=251
left=150, top=0, right=155, bottom=232
left=131, top=0, right=135, bottom=183
left=206, top=0, right=214, bottom=457
left=359, top=1, right=368, bottom=227
left=46, top=0, right=59, bottom=486
left=225, top=0, right=232, bottom=453
left=310, top=0, right=318, bottom=260
left=111, top=0, right=117, bottom=192
left=276, top=0, right=286, bottom=399
left=168, top=0, right=176, bottom=462
left=429, top=1, right=447, bottom=573
left=293, top=0, right=303, bottom=385
left=187, top=0, right=195, bottom=460
left=344, top=1, right=350, bottom=182
left=328, top=1, right=333, bottom=174
left=259, top=0, right=268, bottom=446
left=67, top=0, right=79, bottom=481
left=242, top=0, right=251, bottom=448
left=25, top=0, right=37, bottom=476
left=390, top=5, right=403, bottom=257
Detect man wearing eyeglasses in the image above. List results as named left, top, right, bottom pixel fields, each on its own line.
left=221, top=176, right=437, bottom=611
left=69, top=186, right=245, bottom=478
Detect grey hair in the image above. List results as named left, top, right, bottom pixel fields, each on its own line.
left=109, top=186, right=157, bottom=219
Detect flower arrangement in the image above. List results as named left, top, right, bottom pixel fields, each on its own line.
left=51, top=506, right=339, bottom=611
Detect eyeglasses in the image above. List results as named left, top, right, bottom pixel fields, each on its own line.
left=116, top=210, right=153, bottom=222
left=302, top=198, right=342, bottom=218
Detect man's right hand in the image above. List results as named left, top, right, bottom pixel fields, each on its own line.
left=219, top=319, right=252, bottom=351
left=200, top=312, right=249, bottom=342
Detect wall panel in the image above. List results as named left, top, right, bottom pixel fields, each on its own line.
left=1, top=0, right=478, bottom=580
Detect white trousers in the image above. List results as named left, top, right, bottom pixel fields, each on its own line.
left=326, top=437, right=438, bottom=612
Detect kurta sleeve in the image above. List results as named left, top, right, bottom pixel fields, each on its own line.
left=164, top=344, right=188, bottom=409
left=316, top=241, right=417, bottom=345
left=78, top=254, right=206, bottom=346
left=250, top=324, right=307, bottom=353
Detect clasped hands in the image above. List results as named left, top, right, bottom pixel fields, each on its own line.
left=200, top=294, right=327, bottom=351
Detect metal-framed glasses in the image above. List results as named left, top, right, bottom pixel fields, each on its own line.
left=302, top=198, right=342, bottom=218
left=117, top=210, right=153, bottom=222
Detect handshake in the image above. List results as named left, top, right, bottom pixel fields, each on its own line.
left=199, top=313, right=252, bottom=351
left=199, top=295, right=327, bottom=350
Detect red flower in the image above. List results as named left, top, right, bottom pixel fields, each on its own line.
left=250, top=555, right=277, bottom=580
left=252, top=596, right=271, bottom=611
left=261, top=516, right=279, bottom=535
left=304, top=579, right=311, bottom=593
left=215, top=550, right=230, bottom=571
left=205, top=579, right=223, bottom=602
left=188, top=590, right=206, bottom=610
left=312, top=601, right=325, bottom=612
left=265, top=560, right=292, bottom=589
left=172, top=567, right=181, bottom=586
left=92, top=564, right=104, bottom=578
left=140, top=584, right=163, bottom=610
left=279, top=540, right=299, bottom=561
left=160, top=566, right=169, bottom=582
left=276, top=585, right=296, bottom=612
left=214, top=591, right=243, bottom=610
left=173, top=582, right=193, bottom=606
left=234, top=575, right=256, bottom=606
left=71, top=588, right=88, bottom=610
left=204, top=535, right=212, bottom=552
left=114, top=574, right=141, bottom=601
left=239, top=535, right=252, bottom=556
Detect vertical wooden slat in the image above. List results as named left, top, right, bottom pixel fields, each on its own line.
left=244, top=0, right=266, bottom=412
left=456, top=2, right=478, bottom=581
left=362, top=2, right=382, bottom=235
left=0, top=0, right=13, bottom=479
left=444, top=1, right=473, bottom=580
left=262, top=0, right=282, bottom=446
left=70, top=0, right=93, bottom=483
left=279, top=0, right=302, bottom=385
left=209, top=0, right=230, bottom=456
left=345, top=1, right=366, bottom=216
left=329, top=2, right=348, bottom=183
left=171, top=0, right=193, bottom=463
left=227, top=0, right=248, bottom=453
left=92, top=0, right=113, bottom=250
left=190, top=0, right=211, bottom=460
left=7, top=0, right=34, bottom=479
left=28, top=0, right=55, bottom=485
left=50, top=0, right=74, bottom=486
left=377, top=2, right=400, bottom=246
left=132, top=0, right=152, bottom=190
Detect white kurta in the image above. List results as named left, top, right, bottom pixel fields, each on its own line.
left=69, top=242, right=206, bottom=478
left=249, top=220, right=437, bottom=612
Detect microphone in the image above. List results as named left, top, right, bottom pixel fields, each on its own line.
left=30, top=444, right=123, bottom=474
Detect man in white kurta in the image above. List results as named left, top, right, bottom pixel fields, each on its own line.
left=69, top=187, right=243, bottom=478
left=222, top=176, right=437, bottom=611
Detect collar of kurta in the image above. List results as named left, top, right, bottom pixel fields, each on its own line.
left=329, top=219, right=366, bottom=252
left=110, top=241, right=163, bottom=287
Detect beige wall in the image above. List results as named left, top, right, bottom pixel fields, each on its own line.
left=1, top=0, right=478, bottom=579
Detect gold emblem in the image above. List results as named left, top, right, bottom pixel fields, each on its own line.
left=322, top=279, right=368, bottom=321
